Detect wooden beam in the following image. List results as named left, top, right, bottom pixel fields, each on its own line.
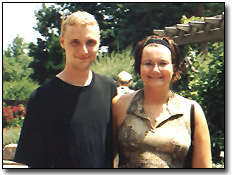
left=153, top=29, right=165, bottom=36
left=176, top=24, right=190, bottom=32
left=153, top=12, right=224, bottom=45
left=165, top=27, right=178, bottom=37
left=172, top=28, right=224, bottom=45
left=189, top=21, right=205, bottom=31
left=205, top=17, right=222, bottom=27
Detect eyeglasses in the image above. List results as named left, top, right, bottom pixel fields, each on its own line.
left=141, top=62, right=172, bottom=70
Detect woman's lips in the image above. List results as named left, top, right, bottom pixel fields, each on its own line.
left=148, top=75, right=163, bottom=79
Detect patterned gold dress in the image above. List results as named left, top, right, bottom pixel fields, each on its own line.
left=117, top=90, right=193, bottom=168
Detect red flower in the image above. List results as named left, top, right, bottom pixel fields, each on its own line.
left=3, top=104, right=26, bottom=128
left=3, top=107, right=12, bottom=117
left=18, top=104, right=24, bottom=111
left=12, top=106, right=19, bottom=113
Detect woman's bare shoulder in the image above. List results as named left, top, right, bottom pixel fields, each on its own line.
left=112, top=91, right=138, bottom=128
left=113, top=90, right=138, bottom=107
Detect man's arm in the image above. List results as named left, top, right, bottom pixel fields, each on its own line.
left=14, top=90, right=48, bottom=168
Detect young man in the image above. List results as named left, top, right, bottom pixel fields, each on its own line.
left=14, top=11, right=117, bottom=168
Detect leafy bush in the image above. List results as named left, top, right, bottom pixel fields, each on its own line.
left=3, top=78, right=39, bottom=100
left=92, top=47, right=134, bottom=80
left=3, top=36, right=39, bottom=100
left=3, top=104, right=26, bottom=128
left=3, top=53, right=34, bottom=82
left=175, top=15, right=225, bottom=165
left=177, top=42, right=224, bottom=164
left=92, top=46, right=144, bottom=90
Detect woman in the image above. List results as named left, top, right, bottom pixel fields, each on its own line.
left=112, top=35, right=212, bottom=168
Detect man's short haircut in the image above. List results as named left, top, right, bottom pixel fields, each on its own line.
left=60, top=11, right=99, bottom=36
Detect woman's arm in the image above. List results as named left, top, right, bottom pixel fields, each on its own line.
left=192, top=102, right=212, bottom=168
left=112, top=95, right=121, bottom=159
left=112, top=92, right=136, bottom=168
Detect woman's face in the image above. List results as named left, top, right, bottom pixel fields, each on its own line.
left=140, top=45, right=173, bottom=89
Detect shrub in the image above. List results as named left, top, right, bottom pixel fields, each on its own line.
left=3, top=104, right=26, bottom=128
left=92, top=46, right=144, bottom=90
left=177, top=42, right=224, bottom=165
left=3, top=78, right=39, bottom=100
left=3, top=44, right=39, bottom=100
left=92, top=47, right=134, bottom=80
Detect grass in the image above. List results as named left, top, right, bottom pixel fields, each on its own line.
left=3, top=127, right=22, bottom=148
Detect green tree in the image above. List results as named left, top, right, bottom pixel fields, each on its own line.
left=4, top=44, right=13, bottom=57
left=113, top=3, right=198, bottom=50
left=29, top=3, right=122, bottom=84
left=3, top=34, right=27, bottom=59
left=29, top=33, right=65, bottom=84
left=12, top=35, right=28, bottom=59
left=174, top=15, right=224, bottom=165
left=29, top=2, right=224, bottom=85
left=177, top=42, right=224, bottom=165
left=3, top=36, right=39, bottom=100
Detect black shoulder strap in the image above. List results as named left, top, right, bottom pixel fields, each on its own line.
left=190, top=104, right=195, bottom=142
left=184, top=103, right=195, bottom=168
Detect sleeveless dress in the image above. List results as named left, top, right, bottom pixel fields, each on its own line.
left=117, top=90, right=192, bottom=168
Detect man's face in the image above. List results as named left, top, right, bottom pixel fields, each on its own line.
left=60, top=24, right=100, bottom=71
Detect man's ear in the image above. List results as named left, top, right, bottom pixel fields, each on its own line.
left=60, top=36, right=65, bottom=48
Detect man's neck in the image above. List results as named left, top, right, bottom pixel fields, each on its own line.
left=56, top=68, right=93, bottom=87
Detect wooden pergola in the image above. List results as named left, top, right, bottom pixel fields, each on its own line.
left=153, top=12, right=224, bottom=45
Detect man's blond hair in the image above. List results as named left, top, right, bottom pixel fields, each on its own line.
left=60, top=11, right=99, bottom=36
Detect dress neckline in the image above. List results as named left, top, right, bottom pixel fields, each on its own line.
left=126, top=89, right=183, bottom=130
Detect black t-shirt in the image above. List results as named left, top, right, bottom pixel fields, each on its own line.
left=14, top=72, right=117, bottom=168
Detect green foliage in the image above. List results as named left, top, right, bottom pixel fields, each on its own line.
left=3, top=36, right=39, bottom=100
left=3, top=79, right=39, bottom=100
left=205, top=3, right=225, bottom=16
left=91, top=47, right=144, bottom=90
left=3, top=127, right=22, bottom=148
left=3, top=54, right=34, bottom=82
left=180, top=15, right=204, bottom=24
left=176, top=15, right=224, bottom=165
left=92, top=47, right=134, bottom=81
left=28, top=2, right=224, bottom=84
left=3, top=34, right=28, bottom=59
left=177, top=42, right=224, bottom=164
left=113, top=3, right=199, bottom=51
left=29, top=34, right=65, bottom=84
